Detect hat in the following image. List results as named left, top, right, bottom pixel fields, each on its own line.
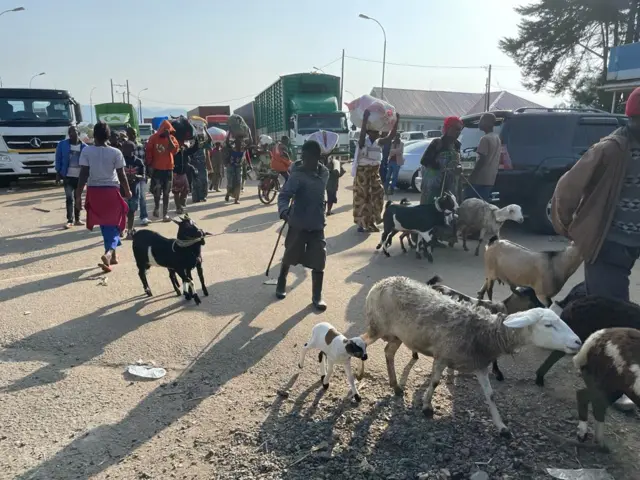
left=626, top=87, right=640, bottom=117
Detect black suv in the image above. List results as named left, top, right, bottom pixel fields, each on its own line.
left=460, top=108, right=627, bottom=234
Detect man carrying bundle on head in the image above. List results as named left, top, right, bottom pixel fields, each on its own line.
left=275, top=140, right=330, bottom=311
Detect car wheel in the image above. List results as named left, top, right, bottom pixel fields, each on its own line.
left=411, top=170, right=422, bottom=193
left=528, top=182, right=556, bottom=235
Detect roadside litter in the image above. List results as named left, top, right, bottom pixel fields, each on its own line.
left=126, top=360, right=166, bottom=380
left=547, top=468, right=615, bottom=480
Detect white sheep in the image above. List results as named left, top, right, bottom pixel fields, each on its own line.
left=299, top=322, right=368, bottom=402
left=573, top=327, right=640, bottom=448
left=357, top=276, right=582, bottom=437
left=454, top=199, right=524, bottom=255
left=478, top=236, right=583, bottom=307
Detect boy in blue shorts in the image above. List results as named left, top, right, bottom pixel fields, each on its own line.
left=121, top=141, right=146, bottom=239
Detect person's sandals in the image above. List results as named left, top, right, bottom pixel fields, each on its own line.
left=99, top=255, right=112, bottom=273
left=163, top=215, right=171, bottom=223
left=74, top=220, right=85, bottom=226
left=64, top=222, right=73, bottom=229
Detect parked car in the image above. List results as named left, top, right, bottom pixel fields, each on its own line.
left=460, top=107, right=627, bottom=234
left=400, top=131, right=426, bottom=142
left=397, top=138, right=433, bottom=192
left=425, top=129, right=441, bottom=138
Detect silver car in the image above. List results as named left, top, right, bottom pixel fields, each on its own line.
left=397, top=139, right=433, bottom=192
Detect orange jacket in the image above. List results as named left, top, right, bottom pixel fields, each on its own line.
left=270, top=143, right=292, bottom=172
left=145, top=120, right=179, bottom=171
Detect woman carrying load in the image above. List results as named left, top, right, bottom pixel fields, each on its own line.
left=352, top=109, right=399, bottom=232
left=224, top=133, right=248, bottom=204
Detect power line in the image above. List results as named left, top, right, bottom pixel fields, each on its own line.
left=316, top=56, right=342, bottom=70
left=345, top=55, right=517, bottom=70
left=130, top=92, right=258, bottom=108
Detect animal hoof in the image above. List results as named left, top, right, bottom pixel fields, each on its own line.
left=412, top=352, right=419, bottom=360
left=494, top=371, right=504, bottom=382
left=427, top=257, right=434, bottom=264
left=393, top=386, right=404, bottom=397
left=383, top=252, right=390, bottom=258
left=203, top=289, right=209, bottom=297
left=535, top=376, right=544, bottom=387
left=499, top=428, right=512, bottom=439
left=298, top=364, right=302, bottom=369
left=145, top=289, right=153, bottom=297
left=422, top=407, right=434, bottom=418
left=463, top=246, right=469, bottom=251
left=353, top=394, right=362, bottom=403
left=322, top=383, right=329, bottom=390
left=375, top=244, right=381, bottom=250
left=474, top=250, right=480, bottom=257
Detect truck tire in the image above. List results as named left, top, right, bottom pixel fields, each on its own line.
left=528, top=182, right=556, bottom=235
left=411, top=170, right=422, bottom=193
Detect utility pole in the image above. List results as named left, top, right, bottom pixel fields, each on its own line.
left=485, top=65, right=492, bottom=111
left=126, top=79, right=130, bottom=104
left=340, top=49, right=345, bottom=108
left=110, top=78, right=114, bottom=103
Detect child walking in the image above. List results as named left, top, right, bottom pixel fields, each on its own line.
left=121, top=141, right=146, bottom=239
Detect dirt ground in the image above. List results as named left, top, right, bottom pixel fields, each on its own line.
left=1, top=177, right=639, bottom=480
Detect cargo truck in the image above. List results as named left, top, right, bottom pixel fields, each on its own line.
left=94, top=103, right=139, bottom=136
left=254, top=73, right=350, bottom=162
left=0, top=88, right=83, bottom=184
left=187, top=105, right=230, bottom=119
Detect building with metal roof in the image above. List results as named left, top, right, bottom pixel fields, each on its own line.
left=370, top=87, right=545, bottom=132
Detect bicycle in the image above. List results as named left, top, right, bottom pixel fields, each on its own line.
left=257, top=170, right=281, bottom=205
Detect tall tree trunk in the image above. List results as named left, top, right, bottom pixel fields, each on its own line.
left=635, top=4, right=640, bottom=42
left=625, top=0, right=640, bottom=44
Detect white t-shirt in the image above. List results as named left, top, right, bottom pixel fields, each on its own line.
left=66, top=143, right=82, bottom=178
left=79, top=145, right=125, bottom=187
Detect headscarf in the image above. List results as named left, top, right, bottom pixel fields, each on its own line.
left=443, top=116, right=463, bottom=134
left=626, top=87, right=640, bottom=117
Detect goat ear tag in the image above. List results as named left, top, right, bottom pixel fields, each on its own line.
left=503, top=313, right=537, bottom=329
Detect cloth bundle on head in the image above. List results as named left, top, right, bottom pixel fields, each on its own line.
left=626, top=87, right=640, bottom=117
left=306, top=130, right=339, bottom=155
left=443, top=116, right=463, bottom=134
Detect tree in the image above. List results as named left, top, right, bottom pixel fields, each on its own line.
left=500, top=0, right=639, bottom=109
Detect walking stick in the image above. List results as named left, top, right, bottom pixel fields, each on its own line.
left=266, top=220, right=287, bottom=276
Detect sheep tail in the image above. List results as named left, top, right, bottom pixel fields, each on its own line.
left=426, top=275, right=443, bottom=286
left=487, top=235, right=499, bottom=246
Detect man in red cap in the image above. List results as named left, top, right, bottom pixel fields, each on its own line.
left=552, top=87, right=640, bottom=303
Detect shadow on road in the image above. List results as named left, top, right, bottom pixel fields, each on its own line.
left=0, top=267, right=96, bottom=303
left=225, top=211, right=279, bottom=234
left=14, top=270, right=311, bottom=479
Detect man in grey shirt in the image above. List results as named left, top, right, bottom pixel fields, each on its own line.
left=466, top=113, right=501, bottom=201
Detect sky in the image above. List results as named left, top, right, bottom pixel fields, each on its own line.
left=0, top=0, right=559, bottom=114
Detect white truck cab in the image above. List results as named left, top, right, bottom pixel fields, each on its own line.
left=0, top=88, right=82, bottom=185
left=287, top=112, right=351, bottom=163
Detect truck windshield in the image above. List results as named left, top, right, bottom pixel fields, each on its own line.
left=297, top=114, right=348, bottom=134
left=0, top=97, right=74, bottom=126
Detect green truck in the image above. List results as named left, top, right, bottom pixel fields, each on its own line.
left=254, top=73, right=350, bottom=162
left=94, top=103, right=139, bottom=136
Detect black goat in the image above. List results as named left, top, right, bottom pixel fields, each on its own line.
left=376, top=191, right=458, bottom=261
left=132, top=214, right=211, bottom=305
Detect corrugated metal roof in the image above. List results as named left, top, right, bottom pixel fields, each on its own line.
left=370, top=87, right=545, bottom=117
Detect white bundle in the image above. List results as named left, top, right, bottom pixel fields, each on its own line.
left=346, top=94, right=397, bottom=132
left=259, top=134, right=273, bottom=146
left=306, top=130, right=339, bottom=155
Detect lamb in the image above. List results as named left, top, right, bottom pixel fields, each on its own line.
left=477, top=236, right=583, bottom=307
left=132, top=214, right=211, bottom=305
left=376, top=191, right=458, bottom=261
left=454, top=199, right=524, bottom=256
left=423, top=275, right=546, bottom=381
left=573, top=327, right=640, bottom=447
left=298, top=322, right=368, bottom=402
left=357, top=276, right=581, bottom=436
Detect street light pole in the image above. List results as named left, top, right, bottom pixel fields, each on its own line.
left=359, top=13, right=387, bottom=99
left=29, top=72, right=45, bottom=88
left=312, top=66, right=325, bottom=74
left=137, top=88, right=148, bottom=124
left=89, top=86, right=97, bottom=124
left=0, top=6, right=25, bottom=16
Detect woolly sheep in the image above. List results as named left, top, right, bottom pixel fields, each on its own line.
left=454, top=199, right=524, bottom=256
left=573, top=328, right=640, bottom=447
left=478, top=237, right=583, bottom=307
left=299, top=322, right=368, bottom=402
left=357, top=276, right=582, bottom=436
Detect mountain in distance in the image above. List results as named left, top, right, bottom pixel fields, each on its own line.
left=80, top=105, right=187, bottom=124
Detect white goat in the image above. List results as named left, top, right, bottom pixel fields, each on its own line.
left=478, top=237, right=583, bottom=307
left=573, top=328, right=640, bottom=448
left=454, top=199, right=524, bottom=256
left=299, top=322, right=368, bottom=402
left=358, top=276, right=582, bottom=437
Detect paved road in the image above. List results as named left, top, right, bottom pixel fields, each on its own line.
left=1, top=178, right=639, bottom=479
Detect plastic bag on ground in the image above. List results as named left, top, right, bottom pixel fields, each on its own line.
left=345, top=94, right=396, bottom=132
left=546, top=468, right=615, bottom=480
left=126, top=364, right=167, bottom=379
left=228, top=114, right=251, bottom=138
left=306, top=130, right=339, bottom=155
